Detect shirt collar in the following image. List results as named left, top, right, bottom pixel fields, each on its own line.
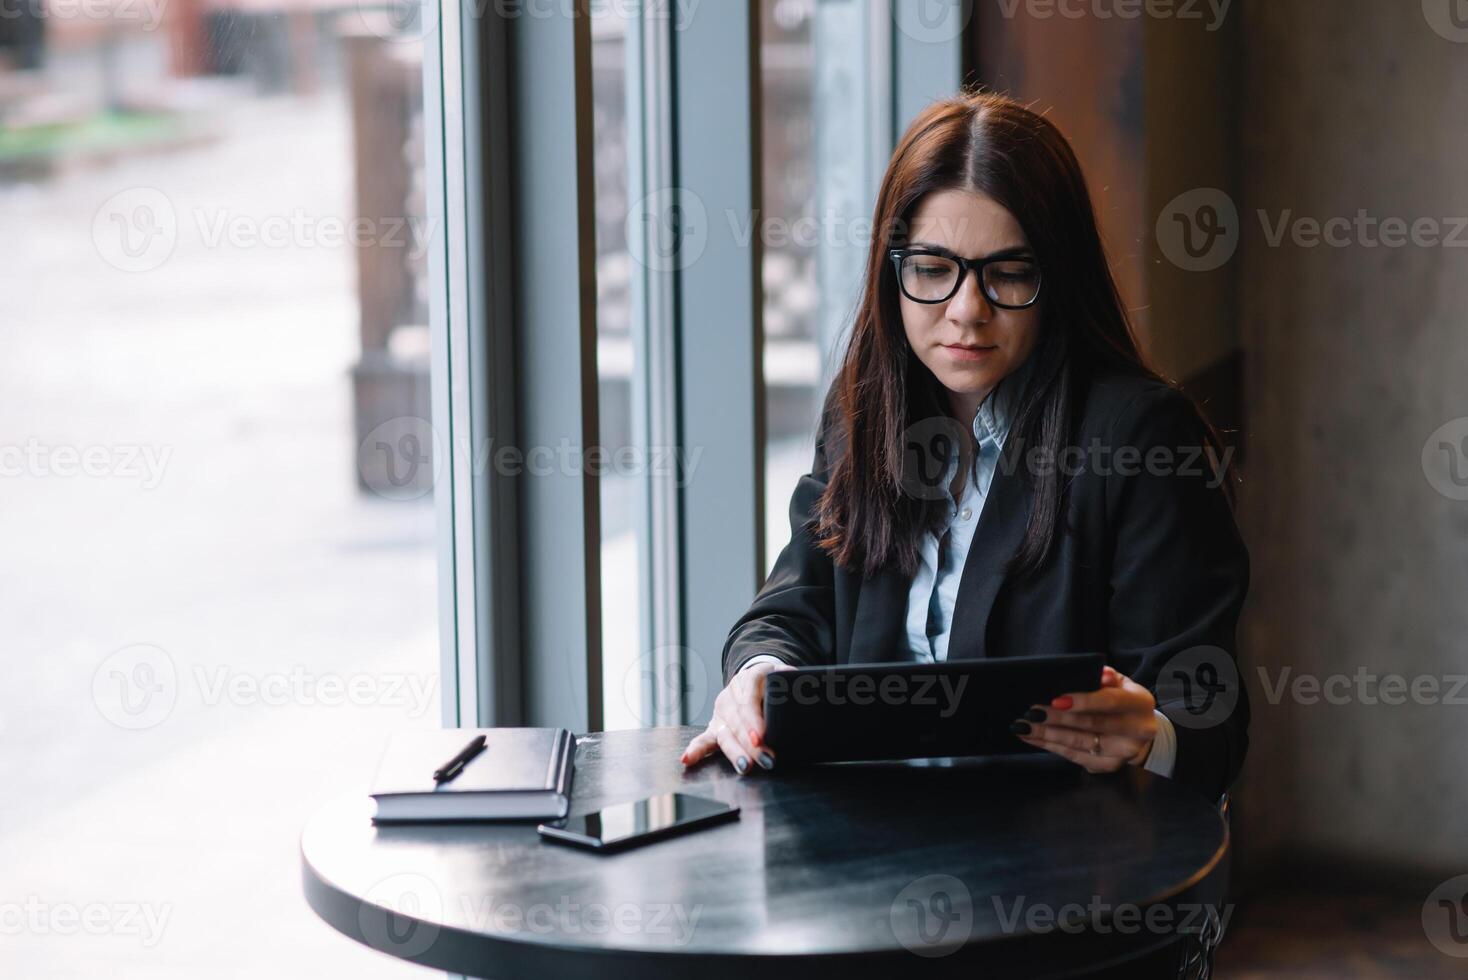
left=972, top=352, right=1034, bottom=451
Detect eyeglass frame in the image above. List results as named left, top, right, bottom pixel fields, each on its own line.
left=887, top=246, right=1043, bottom=310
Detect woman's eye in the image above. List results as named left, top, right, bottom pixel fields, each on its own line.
left=914, top=264, right=949, bottom=278
left=991, top=267, right=1038, bottom=283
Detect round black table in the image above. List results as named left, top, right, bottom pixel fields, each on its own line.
left=302, top=726, right=1228, bottom=979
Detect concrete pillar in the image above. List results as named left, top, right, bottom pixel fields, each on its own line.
left=1234, top=0, right=1468, bottom=876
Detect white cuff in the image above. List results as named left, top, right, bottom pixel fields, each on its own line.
left=737, top=654, right=787, bottom=673
left=1142, top=709, right=1178, bottom=778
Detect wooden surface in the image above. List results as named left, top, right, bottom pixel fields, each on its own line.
left=302, top=726, right=1228, bottom=979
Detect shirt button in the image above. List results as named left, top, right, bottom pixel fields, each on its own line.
left=960, top=507, right=973, bottom=521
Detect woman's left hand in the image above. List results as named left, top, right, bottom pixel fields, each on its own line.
left=1013, top=666, right=1157, bottom=773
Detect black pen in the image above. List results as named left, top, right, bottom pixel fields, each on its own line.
left=433, top=734, right=487, bottom=784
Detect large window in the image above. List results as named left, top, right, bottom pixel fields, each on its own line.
left=760, top=0, right=889, bottom=571
left=1, top=5, right=443, bottom=974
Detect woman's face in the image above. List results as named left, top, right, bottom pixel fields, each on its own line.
left=896, top=189, right=1041, bottom=419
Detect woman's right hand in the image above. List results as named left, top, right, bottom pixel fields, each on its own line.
left=680, top=660, right=792, bottom=774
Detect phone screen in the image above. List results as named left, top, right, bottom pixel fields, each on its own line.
left=539, top=793, right=737, bottom=850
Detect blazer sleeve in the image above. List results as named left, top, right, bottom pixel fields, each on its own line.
left=720, top=406, right=841, bottom=685
left=1102, top=384, right=1251, bottom=803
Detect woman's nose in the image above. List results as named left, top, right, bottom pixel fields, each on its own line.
left=947, top=267, right=994, bottom=324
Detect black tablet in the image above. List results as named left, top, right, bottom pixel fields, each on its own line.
left=761, top=653, right=1105, bottom=764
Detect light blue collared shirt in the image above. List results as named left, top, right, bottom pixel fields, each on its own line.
left=902, top=365, right=1023, bottom=665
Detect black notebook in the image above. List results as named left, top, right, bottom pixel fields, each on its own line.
left=370, top=728, right=575, bottom=823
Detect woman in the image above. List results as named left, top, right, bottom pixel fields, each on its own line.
left=681, top=92, right=1249, bottom=803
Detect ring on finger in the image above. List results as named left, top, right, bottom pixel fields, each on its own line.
left=1091, top=733, right=1102, bottom=756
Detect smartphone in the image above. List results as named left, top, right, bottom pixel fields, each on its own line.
left=537, top=793, right=739, bottom=853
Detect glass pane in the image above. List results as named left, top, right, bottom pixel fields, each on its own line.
left=760, top=0, right=885, bottom=572
left=1, top=5, right=442, bottom=975
left=591, top=2, right=645, bottom=729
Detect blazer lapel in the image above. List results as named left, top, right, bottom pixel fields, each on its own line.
left=945, top=444, right=1031, bottom=661
left=847, top=564, right=917, bottom=663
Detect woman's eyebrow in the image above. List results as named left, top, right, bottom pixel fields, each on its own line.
left=908, top=241, right=1034, bottom=260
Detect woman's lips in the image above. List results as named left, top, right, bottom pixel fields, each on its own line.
left=942, top=344, right=998, bottom=363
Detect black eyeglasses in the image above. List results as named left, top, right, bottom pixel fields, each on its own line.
left=888, top=247, right=1043, bottom=309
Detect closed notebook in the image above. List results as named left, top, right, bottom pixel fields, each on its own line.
left=370, top=728, right=575, bottom=823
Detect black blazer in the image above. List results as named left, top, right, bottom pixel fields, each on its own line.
left=722, top=369, right=1250, bottom=802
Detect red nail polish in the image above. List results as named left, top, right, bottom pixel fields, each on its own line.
left=1051, top=695, right=1073, bottom=710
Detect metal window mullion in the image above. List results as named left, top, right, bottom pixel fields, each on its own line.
left=426, top=0, right=480, bottom=729
left=510, top=1, right=604, bottom=732
left=627, top=8, right=683, bottom=726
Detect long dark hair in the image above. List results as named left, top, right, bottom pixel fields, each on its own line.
left=812, top=91, right=1197, bottom=580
